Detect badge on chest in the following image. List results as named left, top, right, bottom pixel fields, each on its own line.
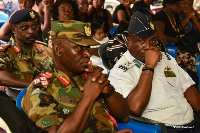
left=164, top=66, right=176, bottom=77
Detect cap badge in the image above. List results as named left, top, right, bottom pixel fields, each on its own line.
left=149, top=22, right=155, bottom=30
left=84, top=25, right=91, bottom=36
left=30, top=11, right=35, bottom=19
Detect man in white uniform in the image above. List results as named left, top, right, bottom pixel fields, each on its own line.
left=109, top=11, right=200, bottom=133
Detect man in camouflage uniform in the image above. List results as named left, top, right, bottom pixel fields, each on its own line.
left=0, top=9, right=52, bottom=88
left=22, top=20, right=129, bottom=133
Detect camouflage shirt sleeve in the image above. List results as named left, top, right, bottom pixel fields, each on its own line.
left=0, top=45, right=12, bottom=72
left=22, top=78, right=64, bottom=129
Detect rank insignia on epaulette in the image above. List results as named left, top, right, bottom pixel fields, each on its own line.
left=83, top=73, right=87, bottom=79
left=59, top=76, right=70, bottom=86
left=13, top=46, right=21, bottom=53
left=63, top=108, right=69, bottom=115
left=133, top=59, right=141, bottom=68
left=41, top=72, right=53, bottom=79
left=33, top=78, right=40, bottom=85
left=164, top=66, right=176, bottom=77
left=41, top=80, right=49, bottom=86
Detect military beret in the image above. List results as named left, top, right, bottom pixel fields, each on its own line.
left=9, top=8, right=37, bottom=24
left=128, top=11, right=156, bottom=38
left=50, top=20, right=100, bottom=46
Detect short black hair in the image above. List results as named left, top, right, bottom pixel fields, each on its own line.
left=91, top=22, right=103, bottom=35
left=50, top=0, right=79, bottom=21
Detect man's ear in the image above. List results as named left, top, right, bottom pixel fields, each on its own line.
left=11, top=24, right=16, bottom=34
left=54, top=43, right=63, bottom=57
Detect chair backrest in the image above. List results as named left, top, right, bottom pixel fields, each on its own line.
left=117, top=115, right=167, bottom=133
left=195, top=55, right=200, bottom=92
left=16, top=88, right=27, bottom=111
left=166, top=43, right=178, bottom=60
left=117, top=120, right=162, bottom=133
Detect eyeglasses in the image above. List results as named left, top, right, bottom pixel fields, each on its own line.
left=14, top=24, right=39, bottom=32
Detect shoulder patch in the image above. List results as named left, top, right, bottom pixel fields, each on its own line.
left=133, top=59, right=141, bottom=68
left=59, top=76, right=70, bottom=86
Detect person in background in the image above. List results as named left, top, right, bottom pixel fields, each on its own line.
left=109, top=11, right=200, bottom=133
left=0, top=0, right=36, bottom=41
left=0, top=9, right=52, bottom=89
left=35, top=0, right=53, bottom=32
left=179, top=0, right=200, bottom=34
left=155, top=0, right=199, bottom=88
left=22, top=20, right=129, bottom=133
left=51, top=0, right=79, bottom=21
left=76, top=0, right=89, bottom=22
left=112, top=0, right=135, bottom=25
left=89, top=0, right=113, bottom=36
left=90, top=22, right=109, bottom=74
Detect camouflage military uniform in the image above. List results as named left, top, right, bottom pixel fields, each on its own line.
left=22, top=59, right=115, bottom=132
left=0, top=37, right=52, bottom=81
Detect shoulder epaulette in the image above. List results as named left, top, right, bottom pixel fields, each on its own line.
left=33, top=72, right=53, bottom=86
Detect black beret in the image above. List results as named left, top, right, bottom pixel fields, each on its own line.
left=9, top=8, right=37, bottom=24
left=128, top=11, right=156, bottom=38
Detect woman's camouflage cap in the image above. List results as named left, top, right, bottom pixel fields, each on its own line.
left=50, top=20, right=100, bottom=46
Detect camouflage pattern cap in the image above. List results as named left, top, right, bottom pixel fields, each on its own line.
left=51, top=20, right=100, bottom=46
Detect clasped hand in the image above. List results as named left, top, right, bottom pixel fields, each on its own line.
left=83, top=61, right=111, bottom=100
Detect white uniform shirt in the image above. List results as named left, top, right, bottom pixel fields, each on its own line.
left=109, top=51, right=195, bottom=126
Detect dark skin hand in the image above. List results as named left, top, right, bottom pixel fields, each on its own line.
left=46, top=60, right=128, bottom=133
left=127, top=47, right=162, bottom=116
left=0, top=71, right=31, bottom=87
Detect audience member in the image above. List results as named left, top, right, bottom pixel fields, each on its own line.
left=22, top=20, right=129, bottom=133
left=89, top=0, right=113, bottom=36
left=0, top=9, right=52, bottom=89
left=51, top=0, right=79, bottom=21
left=155, top=0, right=199, bottom=87
left=36, top=0, right=53, bottom=32
left=179, top=0, right=200, bottom=34
left=76, top=0, right=89, bottom=22
left=112, top=0, right=135, bottom=25
left=0, top=0, right=36, bottom=41
left=0, top=91, right=47, bottom=133
left=131, top=0, right=155, bottom=19
left=109, top=11, right=200, bottom=133
left=90, top=22, right=109, bottom=74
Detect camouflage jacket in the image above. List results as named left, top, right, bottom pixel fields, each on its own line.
left=22, top=60, right=115, bottom=133
left=0, top=37, right=53, bottom=81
